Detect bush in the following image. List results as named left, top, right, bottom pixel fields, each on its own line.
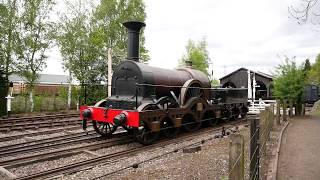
left=78, top=84, right=107, bottom=106
left=311, top=100, right=320, bottom=116
left=12, top=94, right=69, bottom=113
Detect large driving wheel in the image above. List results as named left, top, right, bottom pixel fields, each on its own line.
left=221, top=107, right=232, bottom=123
left=180, top=79, right=205, bottom=106
left=182, top=113, right=201, bottom=132
left=232, top=107, right=240, bottom=120
left=92, top=121, right=117, bottom=137
left=134, top=103, right=160, bottom=145
left=203, top=111, right=218, bottom=127
left=160, top=117, right=179, bottom=138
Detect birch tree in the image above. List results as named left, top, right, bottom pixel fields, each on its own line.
left=309, top=54, right=320, bottom=85
left=15, top=0, right=55, bottom=112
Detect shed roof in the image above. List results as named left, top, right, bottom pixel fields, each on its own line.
left=9, top=74, right=70, bottom=85
left=219, top=67, right=274, bottom=80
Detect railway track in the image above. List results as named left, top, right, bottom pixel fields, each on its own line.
left=0, top=132, right=130, bottom=168
left=13, top=118, right=249, bottom=180
left=0, top=125, right=85, bottom=142
left=0, top=130, right=98, bottom=157
left=0, top=113, right=80, bottom=132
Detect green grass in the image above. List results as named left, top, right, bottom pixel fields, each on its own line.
left=11, top=95, right=78, bottom=113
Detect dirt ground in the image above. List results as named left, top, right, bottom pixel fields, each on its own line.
left=277, top=115, right=320, bottom=180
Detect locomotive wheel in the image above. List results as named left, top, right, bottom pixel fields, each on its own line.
left=92, top=121, right=117, bottom=137
left=134, top=120, right=159, bottom=145
left=221, top=108, right=232, bottom=122
left=134, top=103, right=160, bottom=145
left=203, top=111, right=218, bottom=127
left=182, top=113, right=201, bottom=132
left=241, top=112, right=247, bottom=118
left=160, top=117, right=179, bottom=138
left=232, top=107, right=240, bottom=120
left=241, top=106, right=248, bottom=118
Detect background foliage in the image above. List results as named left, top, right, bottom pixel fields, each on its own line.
left=179, top=38, right=210, bottom=75
left=273, top=57, right=305, bottom=103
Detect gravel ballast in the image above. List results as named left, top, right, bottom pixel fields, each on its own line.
left=60, top=127, right=248, bottom=180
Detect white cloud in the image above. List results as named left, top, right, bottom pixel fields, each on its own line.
left=43, top=0, right=320, bottom=80
left=144, top=0, right=320, bottom=79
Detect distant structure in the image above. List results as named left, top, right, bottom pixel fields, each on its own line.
left=219, top=67, right=274, bottom=99
left=9, top=74, right=70, bottom=95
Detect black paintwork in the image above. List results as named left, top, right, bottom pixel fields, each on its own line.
left=123, top=21, right=146, bottom=61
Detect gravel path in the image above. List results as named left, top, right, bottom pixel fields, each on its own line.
left=277, top=115, right=320, bottom=180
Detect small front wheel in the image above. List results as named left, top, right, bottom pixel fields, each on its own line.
left=92, top=121, right=117, bottom=137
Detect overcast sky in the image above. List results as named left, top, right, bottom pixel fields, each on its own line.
left=44, top=0, right=320, bottom=79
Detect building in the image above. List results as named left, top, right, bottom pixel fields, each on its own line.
left=219, top=67, right=274, bottom=99
left=9, top=74, right=70, bottom=95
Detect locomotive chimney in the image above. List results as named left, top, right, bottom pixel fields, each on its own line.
left=123, top=21, right=146, bottom=62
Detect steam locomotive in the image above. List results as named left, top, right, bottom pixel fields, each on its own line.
left=80, top=21, right=248, bottom=144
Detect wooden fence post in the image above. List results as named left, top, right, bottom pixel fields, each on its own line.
left=259, top=110, right=268, bottom=179
left=250, top=118, right=259, bottom=180
left=269, top=105, right=274, bottom=135
left=276, top=100, right=281, bottom=125
left=229, top=134, right=244, bottom=180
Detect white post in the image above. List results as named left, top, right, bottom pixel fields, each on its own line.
left=247, top=70, right=252, bottom=100
left=252, top=72, right=256, bottom=103
left=6, top=85, right=14, bottom=117
left=107, top=48, right=112, bottom=97
left=67, top=71, right=72, bottom=110
left=29, top=91, right=34, bottom=112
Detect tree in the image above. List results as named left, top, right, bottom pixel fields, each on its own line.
left=94, top=0, right=149, bottom=64
left=57, top=1, right=102, bottom=82
left=179, top=39, right=210, bottom=75
left=309, top=54, right=320, bottom=85
left=56, top=0, right=109, bottom=105
left=303, top=58, right=311, bottom=80
left=211, top=78, right=220, bottom=87
left=289, top=0, right=320, bottom=25
left=15, top=0, right=55, bottom=112
left=273, top=56, right=305, bottom=115
left=0, top=0, right=20, bottom=80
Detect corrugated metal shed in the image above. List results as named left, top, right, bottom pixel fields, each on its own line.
left=9, top=74, right=70, bottom=85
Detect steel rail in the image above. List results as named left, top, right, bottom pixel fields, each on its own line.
left=1, top=133, right=130, bottom=168
left=0, top=125, right=84, bottom=142
left=0, top=131, right=97, bottom=156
